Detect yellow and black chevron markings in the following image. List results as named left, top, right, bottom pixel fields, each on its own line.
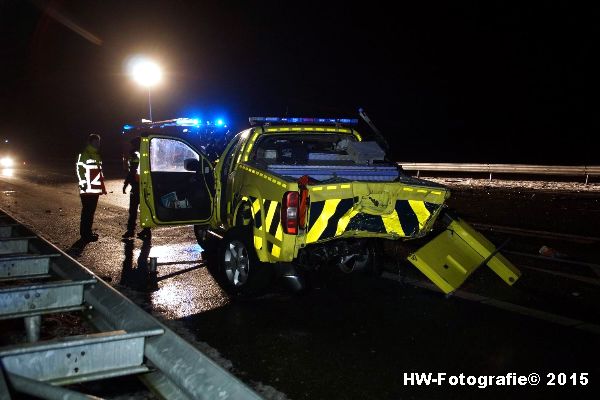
left=245, top=194, right=441, bottom=257
left=306, top=198, right=441, bottom=243
left=247, top=196, right=284, bottom=258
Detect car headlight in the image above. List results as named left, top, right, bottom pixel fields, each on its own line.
left=0, top=157, right=14, bottom=168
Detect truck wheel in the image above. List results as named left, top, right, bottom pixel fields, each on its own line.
left=217, top=227, right=272, bottom=296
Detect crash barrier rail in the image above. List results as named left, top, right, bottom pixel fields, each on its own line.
left=0, top=210, right=262, bottom=400
left=398, top=163, right=600, bottom=183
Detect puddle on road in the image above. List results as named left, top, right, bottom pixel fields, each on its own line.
left=140, top=243, right=203, bottom=261
left=151, top=278, right=230, bottom=319
left=132, top=242, right=230, bottom=319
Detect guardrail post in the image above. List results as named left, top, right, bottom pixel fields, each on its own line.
left=24, top=315, right=41, bottom=343
left=148, top=257, right=158, bottom=274
left=146, top=257, right=159, bottom=291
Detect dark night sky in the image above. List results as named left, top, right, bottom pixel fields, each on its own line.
left=0, top=0, right=598, bottom=164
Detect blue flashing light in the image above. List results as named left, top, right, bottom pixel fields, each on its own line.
left=123, top=116, right=230, bottom=133
left=176, top=118, right=200, bottom=126
left=316, top=118, right=336, bottom=124
left=249, top=117, right=358, bottom=126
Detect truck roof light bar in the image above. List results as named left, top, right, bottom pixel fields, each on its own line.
left=249, top=117, right=358, bottom=126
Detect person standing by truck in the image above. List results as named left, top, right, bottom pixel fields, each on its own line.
left=122, top=137, right=151, bottom=240
left=76, top=133, right=106, bottom=242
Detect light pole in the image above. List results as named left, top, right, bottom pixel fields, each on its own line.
left=129, top=57, right=162, bottom=121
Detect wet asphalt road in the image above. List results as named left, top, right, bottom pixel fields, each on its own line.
left=1, top=163, right=599, bottom=399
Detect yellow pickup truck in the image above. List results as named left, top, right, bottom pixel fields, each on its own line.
left=132, top=117, right=520, bottom=296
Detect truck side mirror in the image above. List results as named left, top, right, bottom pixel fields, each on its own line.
left=184, top=158, right=201, bottom=172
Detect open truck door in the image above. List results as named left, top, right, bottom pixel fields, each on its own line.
left=139, top=135, right=216, bottom=228
left=408, top=212, right=521, bottom=294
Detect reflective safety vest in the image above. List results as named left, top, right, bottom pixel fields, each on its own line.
left=76, top=144, right=106, bottom=195
left=123, top=150, right=140, bottom=190
left=128, top=150, right=140, bottom=182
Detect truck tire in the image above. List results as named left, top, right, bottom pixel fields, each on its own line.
left=216, top=226, right=272, bottom=297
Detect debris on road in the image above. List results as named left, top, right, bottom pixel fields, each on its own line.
left=539, top=245, right=567, bottom=258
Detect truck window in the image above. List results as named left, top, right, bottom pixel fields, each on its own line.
left=249, top=133, right=396, bottom=182
left=230, top=130, right=251, bottom=170
left=220, top=132, right=242, bottom=178
left=218, top=130, right=250, bottom=220
left=252, top=134, right=357, bottom=166
left=150, top=138, right=199, bottom=172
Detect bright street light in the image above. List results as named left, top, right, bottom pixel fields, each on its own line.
left=128, top=56, right=162, bottom=121
left=131, top=59, right=162, bottom=87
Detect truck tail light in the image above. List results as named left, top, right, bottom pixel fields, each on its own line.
left=282, top=191, right=299, bottom=235
left=298, top=187, right=309, bottom=229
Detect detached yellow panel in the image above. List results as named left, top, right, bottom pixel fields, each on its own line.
left=408, top=229, right=484, bottom=294
left=448, top=219, right=521, bottom=286
left=407, top=218, right=521, bottom=294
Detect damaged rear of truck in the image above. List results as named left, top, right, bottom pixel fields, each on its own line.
left=136, top=117, right=521, bottom=296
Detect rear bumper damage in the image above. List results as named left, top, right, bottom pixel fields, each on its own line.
left=279, top=212, right=520, bottom=295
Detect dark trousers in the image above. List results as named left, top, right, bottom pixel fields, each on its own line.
left=80, top=194, right=99, bottom=238
left=126, top=185, right=140, bottom=232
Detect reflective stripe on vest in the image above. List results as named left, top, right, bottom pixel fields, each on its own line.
left=77, top=155, right=104, bottom=194
left=128, top=151, right=140, bottom=182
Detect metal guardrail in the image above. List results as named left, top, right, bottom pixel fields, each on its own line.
left=0, top=209, right=262, bottom=400
left=398, top=163, right=600, bottom=183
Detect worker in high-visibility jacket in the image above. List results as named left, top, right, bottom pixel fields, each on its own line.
left=122, top=137, right=151, bottom=240
left=76, top=134, right=106, bottom=242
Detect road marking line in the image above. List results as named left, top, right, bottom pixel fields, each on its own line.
left=506, top=250, right=600, bottom=278
left=505, top=250, right=600, bottom=269
left=577, top=324, right=600, bottom=335
left=518, top=264, right=600, bottom=287
left=472, top=223, right=600, bottom=244
left=381, top=272, right=600, bottom=335
left=479, top=298, right=582, bottom=326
